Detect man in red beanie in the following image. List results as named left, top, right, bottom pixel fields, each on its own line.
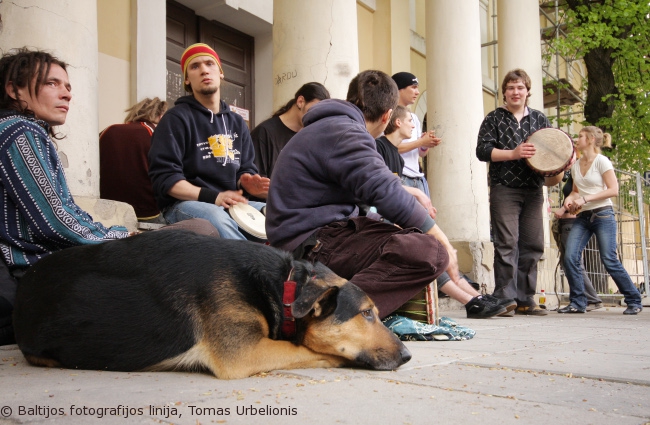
left=148, top=43, right=269, bottom=239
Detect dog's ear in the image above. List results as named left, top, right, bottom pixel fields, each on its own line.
left=292, top=278, right=339, bottom=319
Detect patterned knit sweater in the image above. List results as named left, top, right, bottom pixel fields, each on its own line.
left=0, top=110, right=128, bottom=269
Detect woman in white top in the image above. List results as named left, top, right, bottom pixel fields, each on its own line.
left=560, top=126, right=643, bottom=314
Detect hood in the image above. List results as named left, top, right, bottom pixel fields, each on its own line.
left=302, top=99, right=366, bottom=128
left=174, top=95, right=230, bottom=122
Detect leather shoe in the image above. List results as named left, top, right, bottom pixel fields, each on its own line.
left=515, top=305, right=548, bottom=316
left=623, top=306, right=642, bottom=315
left=557, top=305, right=585, bottom=314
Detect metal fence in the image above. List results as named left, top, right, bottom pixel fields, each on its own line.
left=537, top=169, right=650, bottom=307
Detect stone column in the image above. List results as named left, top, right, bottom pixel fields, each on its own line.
left=272, top=0, right=359, bottom=107
left=0, top=0, right=100, bottom=197
left=498, top=0, right=552, bottom=264
left=131, top=0, right=167, bottom=103
left=425, top=1, right=493, bottom=285
left=497, top=0, right=544, bottom=110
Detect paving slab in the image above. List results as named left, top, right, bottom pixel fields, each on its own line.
left=1, top=307, right=648, bottom=425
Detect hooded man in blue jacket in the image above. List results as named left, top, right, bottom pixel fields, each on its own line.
left=149, top=43, right=269, bottom=239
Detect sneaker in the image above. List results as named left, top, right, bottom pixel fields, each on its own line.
left=484, top=294, right=517, bottom=315
left=623, top=306, right=642, bottom=315
left=557, top=304, right=586, bottom=314
left=515, top=305, right=549, bottom=316
left=465, top=296, right=507, bottom=319
left=586, top=302, right=603, bottom=311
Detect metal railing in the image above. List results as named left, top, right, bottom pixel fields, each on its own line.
left=538, top=170, right=650, bottom=306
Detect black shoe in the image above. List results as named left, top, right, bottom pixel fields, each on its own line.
left=623, top=306, right=642, bottom=315
left=557, top=304, right=585, bottom=314
left=465, top=296, right=507, bottom=319
left=485, top=294, right=517, bottom=314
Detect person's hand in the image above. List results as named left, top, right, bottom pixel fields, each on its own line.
left=564, top=197, right=584, bottom=215
left=419, top=130, right=441, bottom=149
left=404, top=186, right=437, bottom=219
left=240, top=173, right=270, bottom=198
left=512, top=142, right=536, bottom=159
left=216, top=190, right=247, bottom=208
left=553, top=207, right=566, bottom=219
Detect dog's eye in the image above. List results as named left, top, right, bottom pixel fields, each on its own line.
left=361, top=309, right=374, bottom=320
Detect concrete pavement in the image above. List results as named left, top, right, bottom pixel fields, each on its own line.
left=1, top=306, right=649, bottom=425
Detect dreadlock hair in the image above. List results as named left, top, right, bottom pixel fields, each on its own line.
left=0, top=47, right=68, bottom=138
left=272, top=82, right=330, bottom=117
left=124, top=97, right=168, bottom=124
left=346, top=70, right=398, bottom=123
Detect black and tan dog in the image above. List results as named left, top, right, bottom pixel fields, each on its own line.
left=13, top=230, right=410, bottom=379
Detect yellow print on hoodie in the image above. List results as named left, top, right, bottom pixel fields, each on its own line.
left=208, top=134, right=240, bottom=164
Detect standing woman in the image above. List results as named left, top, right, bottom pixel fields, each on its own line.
left=560, top=126, right=643, bottom=314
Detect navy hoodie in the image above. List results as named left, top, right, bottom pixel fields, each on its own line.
left=148, top=95, right=258, bottom=210
left=266, top=99, right=433, bottom=252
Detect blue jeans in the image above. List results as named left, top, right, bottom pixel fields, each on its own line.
left=163, top=200, right=265, bottom=240
left=563, top=207, right=642, bottom=310
left=401, top=175, right=430, bottom=197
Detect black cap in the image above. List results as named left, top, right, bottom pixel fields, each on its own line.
left=391, top=72, right=419, bottom=90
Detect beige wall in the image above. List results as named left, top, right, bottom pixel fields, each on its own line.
left=414, top=0, right=426, bottom=36
left=357, top=3, right=375, bottom=72
left=410, top=49, right=426, bottom=102
left=97, top=0, right=131, bottom=130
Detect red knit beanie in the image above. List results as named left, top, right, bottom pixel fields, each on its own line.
left=180, top=43, right=223, bottom=77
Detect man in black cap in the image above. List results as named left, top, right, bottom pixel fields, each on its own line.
left=391, top=72, right=440, bottom=196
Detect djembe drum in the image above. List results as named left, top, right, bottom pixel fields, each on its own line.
left=525, top=128, right=576, bottom=177
left=228, top=203, right=267, bottom=243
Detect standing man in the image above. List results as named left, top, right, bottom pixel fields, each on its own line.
left=149, top=43, right=269, bottom=239
left=267, top=70, right=505, bottom=320
left=391, top=72, right=440, bottom=196
left=476, top=69, right=562, bottom=316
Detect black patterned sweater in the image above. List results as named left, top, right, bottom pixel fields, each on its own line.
left=476, top=106, right=551, bottom=188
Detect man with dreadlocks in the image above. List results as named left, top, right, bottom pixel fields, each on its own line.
left=0, top=47, right=131, bottom=345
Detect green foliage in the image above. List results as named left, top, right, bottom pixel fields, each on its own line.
left=547, top=0, right=650, bottom=174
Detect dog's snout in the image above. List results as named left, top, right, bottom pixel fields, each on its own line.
left=400, top=345, right=412, bottom=364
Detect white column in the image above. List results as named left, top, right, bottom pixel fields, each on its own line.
left=272, top=0, right=359, bottom=107
left=497, top=0, right=544, bottom=111
left=498, top=0, right=552, bottom=252
left=131, top=0, right=167, bottom=103
left=425, top=1, right=492, bottom=282
left=0, top=0, right=100, bottom=197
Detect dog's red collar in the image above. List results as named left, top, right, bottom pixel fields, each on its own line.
left=282, top=269, right=297, bottom=339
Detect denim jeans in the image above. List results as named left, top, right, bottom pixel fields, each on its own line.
left=163, top=200, right=266, bottom=240
left=559, top=218, right=602, bottom=304
left=563, top=207, right=642, bottom=310
left=401, top=175, right=430, bottom=197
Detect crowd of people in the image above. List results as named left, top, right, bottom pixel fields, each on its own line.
left=0, top=43, right=642, bottom=345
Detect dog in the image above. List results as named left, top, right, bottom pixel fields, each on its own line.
left=13, top=230, right=410, bottom=379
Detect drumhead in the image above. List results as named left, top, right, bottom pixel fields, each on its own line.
left=229, top=203, right=267, bottom=240
left=526, top=128, right=574, bottom=175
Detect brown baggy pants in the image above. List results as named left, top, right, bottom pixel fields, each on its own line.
left=304, top=217, right=449, bottom=318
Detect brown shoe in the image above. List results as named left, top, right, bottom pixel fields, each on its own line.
left=515, top=305, right=548, bottom=316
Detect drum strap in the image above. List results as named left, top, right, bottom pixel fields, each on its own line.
left=282, top=269, right=297, bottom=339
